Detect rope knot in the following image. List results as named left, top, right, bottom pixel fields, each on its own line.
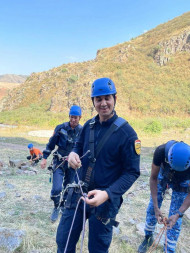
left=148, top=216, right=168, bottom=253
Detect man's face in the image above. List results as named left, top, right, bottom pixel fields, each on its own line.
left=69, top=115, right=81, bottom=129
left=93, top=95, right=115, bottom=121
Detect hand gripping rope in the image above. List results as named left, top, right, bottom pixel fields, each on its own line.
left=147, top=217, right=168, bottom=253
left=62, top=150, right=90, bottom=253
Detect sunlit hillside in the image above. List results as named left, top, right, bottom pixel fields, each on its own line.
left=0, top=12, right=189, bottom=128
left=0, top=82, right=21, bottom=100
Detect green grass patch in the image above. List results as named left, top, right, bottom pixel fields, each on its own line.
left=144, top=120, right=163, bottom=134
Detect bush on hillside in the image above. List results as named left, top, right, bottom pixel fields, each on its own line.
left=144, top=120, right=162, bottom=134
left=61, top=68, right=67, bottom=73
left=68, top=75, right=78, bottom=83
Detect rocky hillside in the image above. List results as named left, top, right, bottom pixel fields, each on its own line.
left=0, top=12, right=190, bottom=118
left=0, top=82, right=22, bottom=101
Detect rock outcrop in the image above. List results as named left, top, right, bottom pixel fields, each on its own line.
left=153, top=30, right=190, bottom=65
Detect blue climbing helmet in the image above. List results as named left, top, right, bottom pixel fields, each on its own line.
left=168, top=142, right=190, bottom=171
left=165, top=140, right=177, bottom=161
left=91, top=78, right=117, bottom=98
left=28, top=143, right=33, bottom=149
left=69, top=105, right=82, bottom=116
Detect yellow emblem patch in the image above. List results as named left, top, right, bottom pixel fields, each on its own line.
left=135, top=139, right=141, bottom=155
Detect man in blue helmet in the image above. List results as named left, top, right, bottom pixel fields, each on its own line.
left=41, top=105, right=82, bottom=222
left=138, top=141, right=190, bottom=253
left=56, top=77, right=140, bottom=253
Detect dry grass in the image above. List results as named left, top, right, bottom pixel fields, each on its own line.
left=0, top=82, right=21, bottom=89
left=0, top=127, right=190, bottom=253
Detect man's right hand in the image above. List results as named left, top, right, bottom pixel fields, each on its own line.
left=41, top=159, right=47, bottom=169
left=68, top=152, right=81, bottom=169
left=154, top=207, right=164, bottom=223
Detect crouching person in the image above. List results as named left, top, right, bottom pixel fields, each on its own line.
left=27, top=143, right=42, bottom=165
left=138, top=141, right=190, bottom=253
left=56, top=77, right=140, bottom=253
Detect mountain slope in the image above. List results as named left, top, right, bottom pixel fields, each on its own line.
left=0, top=12, right=190, bottom=121
left=0, top=74, right=28, bottom=83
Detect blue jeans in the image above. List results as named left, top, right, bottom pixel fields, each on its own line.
left=56, top=202, right=113, bottom=253
left=145, top=182, right=188, bottom=252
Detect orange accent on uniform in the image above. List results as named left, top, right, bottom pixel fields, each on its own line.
left=30, top=148, right=42, bottom=156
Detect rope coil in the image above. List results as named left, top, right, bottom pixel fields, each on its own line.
left=62, top=151, right=90, bottom=253
left=63, top=170, right=87, bottom=253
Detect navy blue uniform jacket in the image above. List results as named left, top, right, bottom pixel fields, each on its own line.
left=73, top=113, right=140, bottom=204
left=43, top=122, right=82, bottom=159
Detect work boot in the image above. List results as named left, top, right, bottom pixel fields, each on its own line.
left=50, top=207, right=60, bottom=222
left=138, top=235, right=153, bottom=253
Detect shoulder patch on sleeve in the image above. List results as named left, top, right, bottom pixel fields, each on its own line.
left=134, top=139, right=141, bottom=155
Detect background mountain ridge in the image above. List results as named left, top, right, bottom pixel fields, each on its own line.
left=0, top=74, right=28, bottom=83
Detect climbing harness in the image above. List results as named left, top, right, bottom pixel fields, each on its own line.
left=62, top=151, right=90, bottom=253
left=57, top=150, right=90, bottom=209
left=63, top=170, right=87, bottom=253
left=147, top=217, right=168, bottom=253
left=48, top=152, right=68, bottom=183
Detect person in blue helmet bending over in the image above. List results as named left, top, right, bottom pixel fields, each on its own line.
left=138, top=141, right=190, bottom=253
left=56, top=77, right=140, bottom=253
left=41, top=105, right=83, bottom=222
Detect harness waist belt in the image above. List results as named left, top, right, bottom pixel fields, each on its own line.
left=158, top=180, right=190, bottom=193
left=57, top=148, right=68, bottom=155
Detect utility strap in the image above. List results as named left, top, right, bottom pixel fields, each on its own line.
left=85, top=117, right=127, bottom=188
left=96, top=216, right=119, bottom=227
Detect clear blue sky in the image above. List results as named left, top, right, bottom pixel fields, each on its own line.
left=0, top=0, right=189, bottom=75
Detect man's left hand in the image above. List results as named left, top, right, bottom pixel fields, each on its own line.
left=167, top=214, right=179, bottom=229
left=83, top=190, right=109, bottom=207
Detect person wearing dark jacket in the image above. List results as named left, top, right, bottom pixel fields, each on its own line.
left=138, top=140, right=190, bottom=253
left=56, top=77, right=140, bottom=253
left=41, top=105, right=82, bottom=222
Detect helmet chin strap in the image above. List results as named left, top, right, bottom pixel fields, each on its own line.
left=111, top=97, right=116, bottom=114
left=111, top=107, right=115, bottom=115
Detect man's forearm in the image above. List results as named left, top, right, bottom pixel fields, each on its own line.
left=150, top=178, right=159, bottom=209
left=33, top=156, right=39, bottom=161
left=179, top=193, right=190, bottom=213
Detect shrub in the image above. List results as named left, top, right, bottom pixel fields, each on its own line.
left=68, top=75, right=78, bottom=83
left=147, top=45, right=160, bottom=58
left=144, top=120, right=162, bottom=134
left=49, top=118, right=61, bottom=127
left=61, top=68, right=67, bottom=73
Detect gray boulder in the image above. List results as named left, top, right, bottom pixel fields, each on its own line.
left=0, top=227, right=26, bottom=252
